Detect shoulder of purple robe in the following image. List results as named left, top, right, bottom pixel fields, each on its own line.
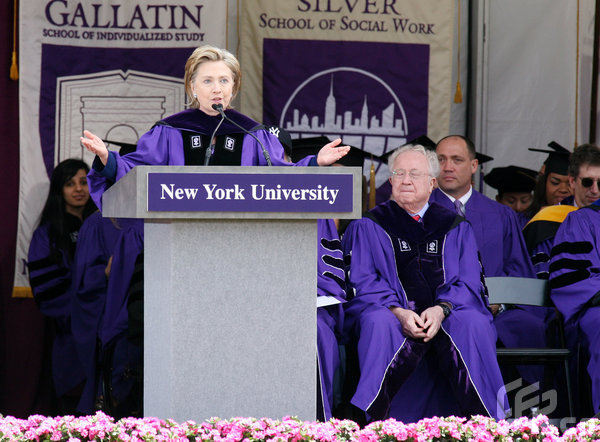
left=342, top=217, right=408, bottom=313
left=99, top=219, right=144, bottom=347
left=468, top=191, right=535, bottom=278
left=549, top=207, right=600, bottom=323
left=517, top=211, right=530, bottom=229
left=88, top=125, right=185, bottom=210
left=27, top=224, right=73, bottom=317
left=317, top=219, right=346, bottom=302
left=429, top=188, right=453, bottom=210
left=435, top=221, right=490, bottom=314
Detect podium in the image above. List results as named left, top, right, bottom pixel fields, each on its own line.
left=102, top=166, right=362, bottom=422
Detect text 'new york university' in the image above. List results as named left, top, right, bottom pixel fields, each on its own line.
left=160, top=183, right=340, bottom=205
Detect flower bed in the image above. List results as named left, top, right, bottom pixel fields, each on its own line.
left=0, top=412, right=597, bottom=441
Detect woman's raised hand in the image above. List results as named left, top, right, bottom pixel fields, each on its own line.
left=80, top=130, right=109, bottom=165
left=316, top=138, right=351, bottom=166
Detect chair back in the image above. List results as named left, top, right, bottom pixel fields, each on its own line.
left=485, top=276, right=550, bottom=307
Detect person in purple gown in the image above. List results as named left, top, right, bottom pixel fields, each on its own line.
left=98, top=220, right=144, bottom=418
left=524, top=144, right=600, bottom=278
left=27, top=159, right=97, bottom=414
left=523, top=141, right=572, bottom=223
left=342, top=143, right=508, bottom=422
left=483, top=165, right=537, bottom=228
left=549, top=197, right=600, bottom=413
left=79, top=45, right=349, bottom=209
left=430, top=135, right=546, bottom=393
left=70, top=212, right=143, bottom=415
left=316, top=218, right=346, bottom=421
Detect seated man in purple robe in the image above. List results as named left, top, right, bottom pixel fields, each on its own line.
left=550, top=176, right=600, bottom=412
left=342, top=144, right=508, bottom=422
left=550, top=198, right=600, bottom=413
left=430, top=135, right=545, bottom=392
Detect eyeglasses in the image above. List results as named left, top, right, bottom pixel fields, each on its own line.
left=579, top=177, right=600, bottom=188
left=390, top=169, right=430, bottom=180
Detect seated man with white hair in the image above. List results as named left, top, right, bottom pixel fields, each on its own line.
left=341, top=144, right=508, bottom=422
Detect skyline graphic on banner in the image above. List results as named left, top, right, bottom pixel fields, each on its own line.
left=262, top=39, right=429, bottom=187
left=282, top=70, right=407, bottom=156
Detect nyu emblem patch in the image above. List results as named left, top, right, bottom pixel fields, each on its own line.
left=224, top=136, right=235, bottom=151
left=191, top=135, right=202, bottom=149
left=399, top=239, right=411, bottom=252
left=427, top=240, right=438, bottom=254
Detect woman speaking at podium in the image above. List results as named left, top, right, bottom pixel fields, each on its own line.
left=80, top=45, right=349, bottom=209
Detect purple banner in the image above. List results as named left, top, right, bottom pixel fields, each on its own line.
left=147, top=172, right=354, bottom=212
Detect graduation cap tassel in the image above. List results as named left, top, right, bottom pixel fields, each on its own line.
left=10, top=0, right=19, bottom=80
left=454, top=81, right=463, bottom=104
left=453, top=0, right=462, bottom=104
left=369, top=155, right=376, bottom=209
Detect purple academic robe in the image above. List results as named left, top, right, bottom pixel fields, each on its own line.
left=316, top=218, right=346, bottom=421
left=70, top=212, right=137, bottom=414
left=523, top=204, right=579, bottom=280
left=549, top=201, right=600, bottom=412
left=28, top=221, right=85, bottom=398
left=430, top=188, right=534, bottom=277
left=88, top=109, right=315, bottom=210
left=342, top=201, right=508, bottom=421
left=98, top=219, right=144, bottom=348
left=97, top=220, right=144, bottom=417
left=430, top=188, right=546, bottom=385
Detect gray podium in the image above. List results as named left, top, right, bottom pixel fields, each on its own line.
left=102, top=165, right=362, bottom=422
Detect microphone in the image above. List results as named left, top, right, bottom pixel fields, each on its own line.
left=211, top=103, right=272, bottom=166
left=205, top=110, right=225, bottom=166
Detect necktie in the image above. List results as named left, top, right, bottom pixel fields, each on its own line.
left=454, top=199, right=466, bottom=217
left=412, top=214, right=421, bottom=222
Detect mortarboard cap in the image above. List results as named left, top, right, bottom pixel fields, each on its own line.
left=103, top=139, right=137, bottom=156
left=378, top=134, right=436, bottom=163
left=528, top=141, right=571, bottom=175
left=291, top=136, right=382, bottom=167
left=475, top=151, right=494, bottom=165
left=483, top=165, right=538, bottom=194
left=408, top=135, right=436, bottom=151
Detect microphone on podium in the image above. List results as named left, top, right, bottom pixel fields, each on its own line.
left=205, top=108, right=225, bottom=166
left=211, top=103, right=272, bottom=166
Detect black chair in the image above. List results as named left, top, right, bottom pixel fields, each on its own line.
left=485, top=276, right=574, bottom=418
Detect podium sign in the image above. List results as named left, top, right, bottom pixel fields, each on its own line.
left=146, top=172, right=353, bottom=212
left=102, top=166, right=361, bottom=423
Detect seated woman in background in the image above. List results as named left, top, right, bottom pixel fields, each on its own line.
left=80, top=44, right=349, bottom=209
left=27, top=158, right=97, bottom=414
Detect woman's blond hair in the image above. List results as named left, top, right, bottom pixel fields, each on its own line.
left=184, top=45, right=241, bottom=109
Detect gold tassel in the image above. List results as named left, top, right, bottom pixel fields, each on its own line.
left=369, top=156, right=376, bottom=209
left=454, top=80, right=462, bottom=103
left=10, top=51, right=18, bottom=80
left=10, top=0, right=19, bottom=80
left=453, top=0, right=462, bottom=104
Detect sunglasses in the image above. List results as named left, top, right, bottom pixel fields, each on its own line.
left=580, top=177, right=600, bottom=188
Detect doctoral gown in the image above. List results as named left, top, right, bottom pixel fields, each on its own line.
left=88, top=108, right=316, bottom=209
left=550, top=201, right=600, bottom=412
left=342, top=200, right=508, bottom=421
left=70, top=212, right=141, bottom=414
left=316, top=218, right=346, bottom=421
left=27, top=216, right=84, bottom=398
left=430, top=188, right=546, bottom=385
